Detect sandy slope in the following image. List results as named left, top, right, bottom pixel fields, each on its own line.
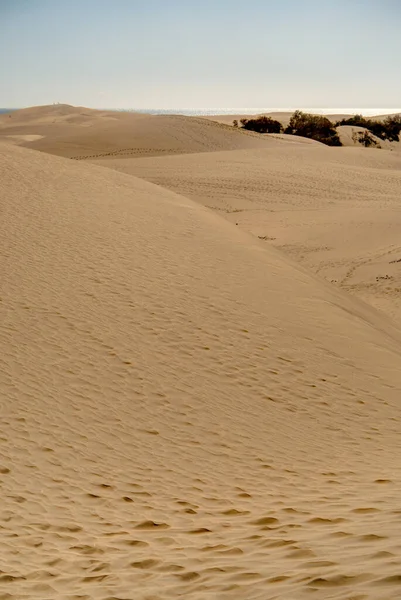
left=92, top=145, right=401, bottom=324
left=337, top=125, right=401, bottom=151
left=205, top=114, right=401, bottom=151
left=0, top=105, right=274, bottom=158
left=0, top=104, right=129, bottom=127
left=2, top=143, right=401, bottom=599
left=370, top=112, right=401, bottom=121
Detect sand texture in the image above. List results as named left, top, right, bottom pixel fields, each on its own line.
left=92, top=144, right=401, bottom=324
left=0, top=105, right=273, bottom=159
left=1, top=107, right=401, bottom=600
left=336, top=125, right=400, bottom=151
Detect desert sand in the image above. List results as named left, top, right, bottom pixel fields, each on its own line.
left=204, top=113, right=401, bottom=151
left=336, top=125, right=401, bottom=150
left=91, top=144, right=401, bottom=324
left=2, top=107, right=401, bottom=600
left=0, top=104, right=274, bottom=158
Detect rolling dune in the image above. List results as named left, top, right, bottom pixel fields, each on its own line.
left=204, top=114, right=401, bottom=153
left=337, top=125, right=400, bottom=151
left=0, top=105, right=274, bottom=158
left=1, top=142, right=401, bottom=599
left=0, top=104, right=129, bottom=127
left=92, top=145, right=401, bottom=324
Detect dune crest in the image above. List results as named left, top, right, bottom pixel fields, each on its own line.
left=0, top=105, right=275, bottom=159
left=337, top=124, right=400, bottom=150
left=1, top=143, right=401, bottom=599
left=0, top=104, right=129, bottom=127
left=95, top=144, right=401, bottom=323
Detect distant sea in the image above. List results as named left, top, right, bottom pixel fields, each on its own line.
left=1, top=107, right=400, bottom=117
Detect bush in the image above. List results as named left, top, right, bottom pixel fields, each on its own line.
left=382, top=114, right=401, bottom=142
left=240, top=116, right=283, bottom=134
left=285, top=110, right=342, bottom=146
left=336, top=114, right=401, bottom=142
left=336, top=114, right=367, bottom=128
left=352, top=130, right=380, bottom=148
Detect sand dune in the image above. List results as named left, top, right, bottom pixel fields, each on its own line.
left=370, top=112, right=401, bottom=121
left=0, top=104, right=125, bottom=127
left=2, top=142, right=401, bottom=599
left=0, top=105, right=274, bottom=159
left=3, top=105, right=399, bottom=160
left=337, top=125, right=400, bottom=151
left=92, top=145, right=401, bottom=324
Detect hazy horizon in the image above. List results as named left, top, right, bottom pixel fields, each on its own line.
left=1, top=107, right=401, bottom=118
left=1, top=0, right=401, bottom=109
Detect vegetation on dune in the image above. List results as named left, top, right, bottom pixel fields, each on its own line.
left=236, top=110, right=341, bottom=146
left=234, top=110, right=401, bottom=147
left=336, top=114, right=401, bottom=142
left=284, top=111, right=342, bottom=146
left=238, top=116, right=283, bottom=134
left=352, top=130, right=381, bottom=148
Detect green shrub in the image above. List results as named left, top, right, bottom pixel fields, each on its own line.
left=382, top=114, right=401, bottom=142
left=285, top=111, right=342, bottom=146
left=336, top=114, right=401, bottom=142
left=352, top=130, right=380, bottom=148
left=240, top=116, right=283, bottom=134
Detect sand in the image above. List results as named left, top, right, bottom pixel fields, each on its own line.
left=0, top=104, right=125, bottom=126
left=203, top=114, right=401, bottom=152
left=336, top=125, right=401, bottom=151
left=2, top=107, right=401, bottom=599
left=91, top=144, right=401, bottom=325
left=0, top=105, right=274, bottom=159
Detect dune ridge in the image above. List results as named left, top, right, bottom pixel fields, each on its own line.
left=337, top=125, right=401, bottom=150
left=203, top=113, right=401, bottom=152
left=93, top=144, right=401, bottom=323
left=1, top=142, right=401, bottom=599
left=0, top=105, right=274, bottom=159
left=0, top=104, right=128, bottom=126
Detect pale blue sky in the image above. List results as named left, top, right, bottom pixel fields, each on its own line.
left=1, top=0, right=400, bottom=108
